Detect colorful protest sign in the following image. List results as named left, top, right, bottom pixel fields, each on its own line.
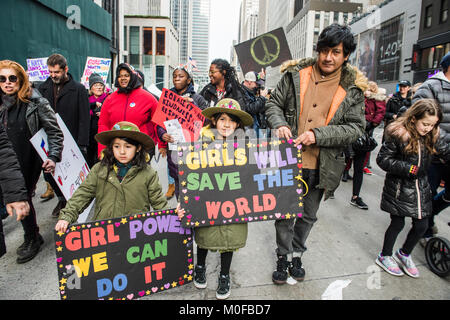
left=178, top=138, right=305, bottom=227
left=54, top=210, right=193, bottom=300
left=234, top=28, right=292, bottom=76
left=30, top=114, right=93, bottom=223
left=26, top=57, right=49, bottom=82
left=152, top=88, right=205, bottom=142
left=80, top=57, right=112, bottom=89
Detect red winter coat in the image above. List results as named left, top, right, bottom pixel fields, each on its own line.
left=364, top=92, right=386, bottom=126
left=97, top=87, right=165, bottom=157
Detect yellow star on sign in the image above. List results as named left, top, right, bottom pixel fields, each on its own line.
left=295, top=174, right=302, bottom=181
left=121, top=218, right=127, bottom=224
left=70, top=226, right=76, bottom=232
left=59, top=278, right=67, bottom=285
left=187, top=275, right=193, bottom=281
left=184, top=196, right=189, bottom=201
left=195, top=222, right=200, bottom=227
left=203, top=143, right=208, bottom=149
left=178, top=160, right=184, bottom=165
left=247, top=142, right=253, bottom=148
left=171, top=281, right=177, bottom=288
left=184, top=274, right=188, bottom=279
left=59, top=285, right=65, bottom=291
left=286, top=213, right=291, bottom=219
left=223, top=143, right=228, bottom=149
left=183, top=239, right=188, bottom=244
left=57, top=231, right=65, bottom=237
left=146, top=290, right=151, bottom=295
left=181, top=181, right=187, bottom=186
left=62, top=296, right=67, bottom=300
left=56, top=246, right=63, bottom=252
left=189, top=145, right=194, bottom=151
left=188, top=264, right=194, bottom=270
left=263, top=215, right=268, bottom=220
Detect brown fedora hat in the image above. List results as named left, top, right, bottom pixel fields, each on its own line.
left=95, top=121, right=155, bottom=151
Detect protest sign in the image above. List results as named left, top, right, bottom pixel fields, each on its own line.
left=234, top=28, right=292, bottom=76
left=152, top=88, right=205, bottom=142
left=30, top=114, right=93, bottom=223
left=26, top=57, right=49, bottom=82
left=80, top=57, right=112, bottom=89
left=178, top=138, right=305, bottom=227
left=54, top=210, right=193, bottom=300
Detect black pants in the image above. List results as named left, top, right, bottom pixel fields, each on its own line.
left=424, top=162, right=450, bottom=237
left=197, top=247, right=233, bottom=276
left=351, top=151, right=368, bottom=197
left=381, top=215, right=428, bottom=256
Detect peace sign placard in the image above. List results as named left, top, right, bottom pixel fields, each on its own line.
left=234, top=28, right=292, bottom=75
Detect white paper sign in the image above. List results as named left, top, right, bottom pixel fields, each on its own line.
left=80, top=57, right=112, bottom=89
left=164, top=119, right=186, bottom=151
left=30, top=114, right=93, bottom=223
left=26, top=57, right=50, bottom=82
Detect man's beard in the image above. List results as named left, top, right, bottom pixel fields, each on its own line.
left=51, top=74, right=66, bottom=84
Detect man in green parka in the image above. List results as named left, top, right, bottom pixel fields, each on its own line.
left=265, top=24, right=368, bottom=285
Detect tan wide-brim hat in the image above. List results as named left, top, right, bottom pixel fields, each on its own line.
left=95, top=121, right=155, bottom=151
left=202, top=98, right=253, bottom=127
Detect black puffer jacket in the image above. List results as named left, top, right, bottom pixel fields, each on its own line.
left=199, top=81, right=246, bottom=109
left=377, top=123, right=450, bottom=219
left=385, top=91, right=412, bottom=124
left=0, top=122, right=28, bottom=204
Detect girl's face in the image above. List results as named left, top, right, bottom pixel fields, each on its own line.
left=173, top=69, right=191, bottom=91
left=209, top=64, right=224, bottom=86
left=118, top=69, right=131, bottom=88
left=112, top=138, right=141, bottom=165
left=213, top=113, right=238, bottom=138
left=414, top=114, right=439, bottom=136
left=0, top=68, right=20, bottom=95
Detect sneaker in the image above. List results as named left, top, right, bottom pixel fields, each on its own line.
left=350, top=197, right=369, bottom=210
left=216, top=274, right=231, bottom=300
left=193, top=265, right=207, bottom=289
left=342, top=171, right=352, bottom=182
left=375, top=253, right=404, bottom=276
left=272, top=255, right=289, bottom=285
left=16, top=234, right=44, bottom=264
left=395, top=249, right=419, bottom=278
left=363, top=168, right=373, bottom=175
left=289, top=257, right=305, bottom=281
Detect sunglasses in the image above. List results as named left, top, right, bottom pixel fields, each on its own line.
left=0, top=75, right=18, bottom=83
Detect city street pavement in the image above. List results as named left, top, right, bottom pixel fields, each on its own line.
left=0, top=127, right=449, bottom=300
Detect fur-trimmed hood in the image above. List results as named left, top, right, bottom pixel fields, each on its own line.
left=280, top=57, right=369, bottom=92
left=365, top=91, right=387, bottom=102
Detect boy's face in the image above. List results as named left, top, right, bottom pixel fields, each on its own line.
left=212, top=113, right=238, bottom=139
left=112, top=138, right=141, bottom=165
left=317, top=42, right=349, bottom=75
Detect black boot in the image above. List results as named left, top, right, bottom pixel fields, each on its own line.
left=289, top=256, right=306, bottom=281
left=16, top=233, right=44, bottom=264
left=272, top=255, right=289, bottom=285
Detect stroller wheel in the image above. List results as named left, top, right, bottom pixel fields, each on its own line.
left=425, top=237, right=450, bottom=277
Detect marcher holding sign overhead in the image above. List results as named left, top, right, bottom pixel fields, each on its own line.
left=55, top=121, right=167, bottom=233
left=177, top=98, right=253, bottom=300
left=0, top=60, right=63, bottom=264
left=98, top=63, right=164, bottom=160
left=157, top=66, right=208, bottom=199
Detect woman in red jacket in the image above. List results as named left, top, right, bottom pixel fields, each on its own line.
left=97, top=63, right=165, bottom=159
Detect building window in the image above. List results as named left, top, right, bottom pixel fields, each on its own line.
left=143, top=27, right=153, bottom=55
left=425, top=5, right=432, bottom=28
left=441, top=0, right=448, bottom=23
left=156, top=28, right=166, bottom=56
left=156, top=65, right=165, bottom=90
left=129, top=26, right=140, bottom=67
left=124, top=26, right=127, bottom=51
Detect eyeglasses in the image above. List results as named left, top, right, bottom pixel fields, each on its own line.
left=0, top=75, right=18, bottom=83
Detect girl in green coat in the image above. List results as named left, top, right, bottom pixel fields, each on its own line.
left=177, top=98, right=253, bottom=300
left=55, top=121, right=168, bottom=233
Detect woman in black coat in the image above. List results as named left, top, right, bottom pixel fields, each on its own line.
left=375, top=99, right=450, bottom=278
left=0, top=60, right=63, bottom=263
left=0, top=122, right=29, bottom=258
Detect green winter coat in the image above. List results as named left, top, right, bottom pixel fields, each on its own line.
left=59, top=163, right=168, bottom=224
left=193, top=126, right=248, bottom=252
left=265, top=58, right=368, bottom=199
